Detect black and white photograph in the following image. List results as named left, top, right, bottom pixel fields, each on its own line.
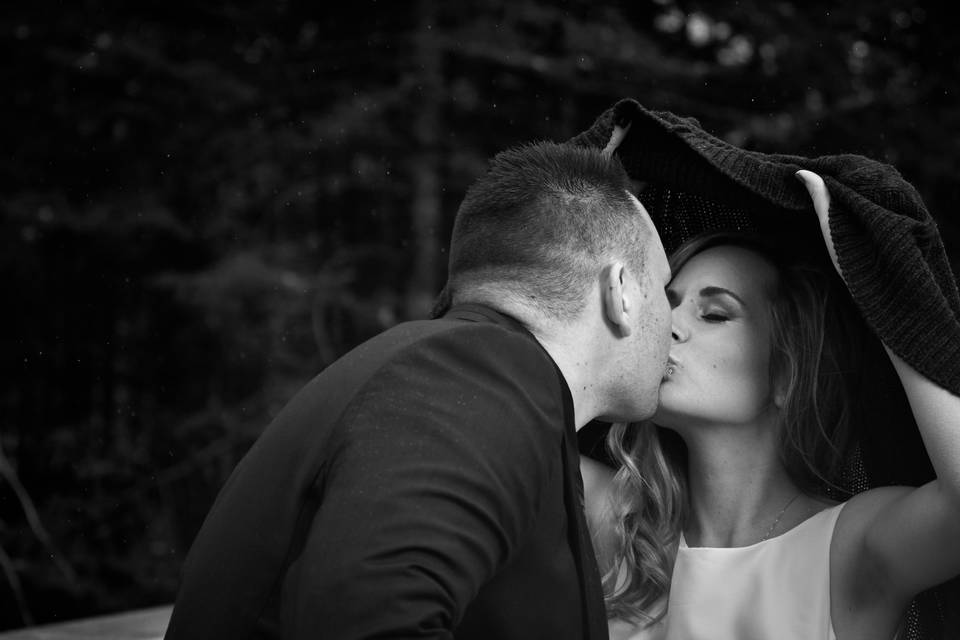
left=2, top=1, right=959, bottom=638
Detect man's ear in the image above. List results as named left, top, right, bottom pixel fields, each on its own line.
left=602, top=262, right=632, bottom=337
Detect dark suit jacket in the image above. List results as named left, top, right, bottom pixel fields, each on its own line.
left=164, top=304, right=608, bottom=639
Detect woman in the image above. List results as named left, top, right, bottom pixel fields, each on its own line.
left=582, top=171, right=960, bottom=639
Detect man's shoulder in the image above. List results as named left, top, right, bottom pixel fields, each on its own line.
left=356, top=316, right=563, bottom=398
left=294, top=314, right=569, bottom=432
left=353, top=314, right=552, bottom=370
left=284, top=316, right=570, bottom=453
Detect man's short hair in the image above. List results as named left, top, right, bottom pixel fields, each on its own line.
left=446, top=141, right=650, bottom=319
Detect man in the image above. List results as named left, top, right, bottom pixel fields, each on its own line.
left=164, top=140, right=672, bottom=639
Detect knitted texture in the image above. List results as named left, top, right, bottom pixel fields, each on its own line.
left=569, top=98, right=960, bottom=398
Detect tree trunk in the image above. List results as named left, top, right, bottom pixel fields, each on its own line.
left=405, top=0, right=443, bottom=320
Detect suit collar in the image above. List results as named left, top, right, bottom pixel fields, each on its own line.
left=441, top=303, right=531, bottom=336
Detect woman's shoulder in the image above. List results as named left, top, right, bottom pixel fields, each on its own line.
left=828, top=486, right=918, bottom=637
left=829, top=486, right=913, bottom=598
left=788, top=487, right=909, bottom=539
left=580, top=455, right=617, bottom=521
left=580, top=454, right=616, bottom=485
left=833, top=485, right=912, bottom=536
left=579, top=454, right=619, bottom=567
left=829, top=485, right=913, bottom=562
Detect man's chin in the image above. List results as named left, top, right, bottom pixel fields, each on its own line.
left=597, top=403, right=659, bottom=424
left=651, top=406, right=684, bottom=429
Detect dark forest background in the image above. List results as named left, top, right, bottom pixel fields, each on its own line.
left=2, top=0, right=959, bottom=630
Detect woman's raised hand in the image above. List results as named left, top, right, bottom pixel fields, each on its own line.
left=795, top=170, right=842, bottom=278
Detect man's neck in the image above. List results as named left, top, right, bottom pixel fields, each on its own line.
left=465, top=295, right=605, bottom=431
left=532, top=329, right=603, bottom=431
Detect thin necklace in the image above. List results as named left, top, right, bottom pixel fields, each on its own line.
left=760, top=492, right=802, bottom=542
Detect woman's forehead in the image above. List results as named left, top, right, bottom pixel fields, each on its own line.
left=672, top=245, right=778, bottom=296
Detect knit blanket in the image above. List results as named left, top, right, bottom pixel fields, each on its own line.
left=569, top=98, right=960, bottom=399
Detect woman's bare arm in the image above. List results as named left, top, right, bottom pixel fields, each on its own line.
left=798, top=170, right=960, bottom=604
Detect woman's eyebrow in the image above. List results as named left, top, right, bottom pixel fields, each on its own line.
left=699, top=286, right=747, bottom=307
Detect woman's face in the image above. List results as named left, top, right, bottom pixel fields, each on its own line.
left=655, top=244, right=780, bottom=430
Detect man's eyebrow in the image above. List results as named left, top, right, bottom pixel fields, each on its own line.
left=700, top=286, right=747, bottom=307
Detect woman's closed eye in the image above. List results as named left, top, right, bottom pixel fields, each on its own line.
left=700, top=309, right=731, bottom=322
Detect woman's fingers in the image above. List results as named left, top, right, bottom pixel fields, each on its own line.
left=602, top=123, right=632, bottom=157
left=795, top=169, right=842, bottom=276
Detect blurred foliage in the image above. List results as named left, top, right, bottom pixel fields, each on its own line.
left=1, top=0, right=958, bottom=629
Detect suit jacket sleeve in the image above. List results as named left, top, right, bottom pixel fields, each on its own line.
left=283, top=323, right=565, bottom=638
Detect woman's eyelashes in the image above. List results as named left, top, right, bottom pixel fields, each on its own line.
left=666, top=288, right=737, bottom=322
left=699, top=307, right=732, bottom=323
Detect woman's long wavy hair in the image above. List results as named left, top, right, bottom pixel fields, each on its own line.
left=601, top=231, right=860, bottom=626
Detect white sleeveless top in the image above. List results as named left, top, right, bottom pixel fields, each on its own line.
left=612, top=503, right=845, bottom=640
